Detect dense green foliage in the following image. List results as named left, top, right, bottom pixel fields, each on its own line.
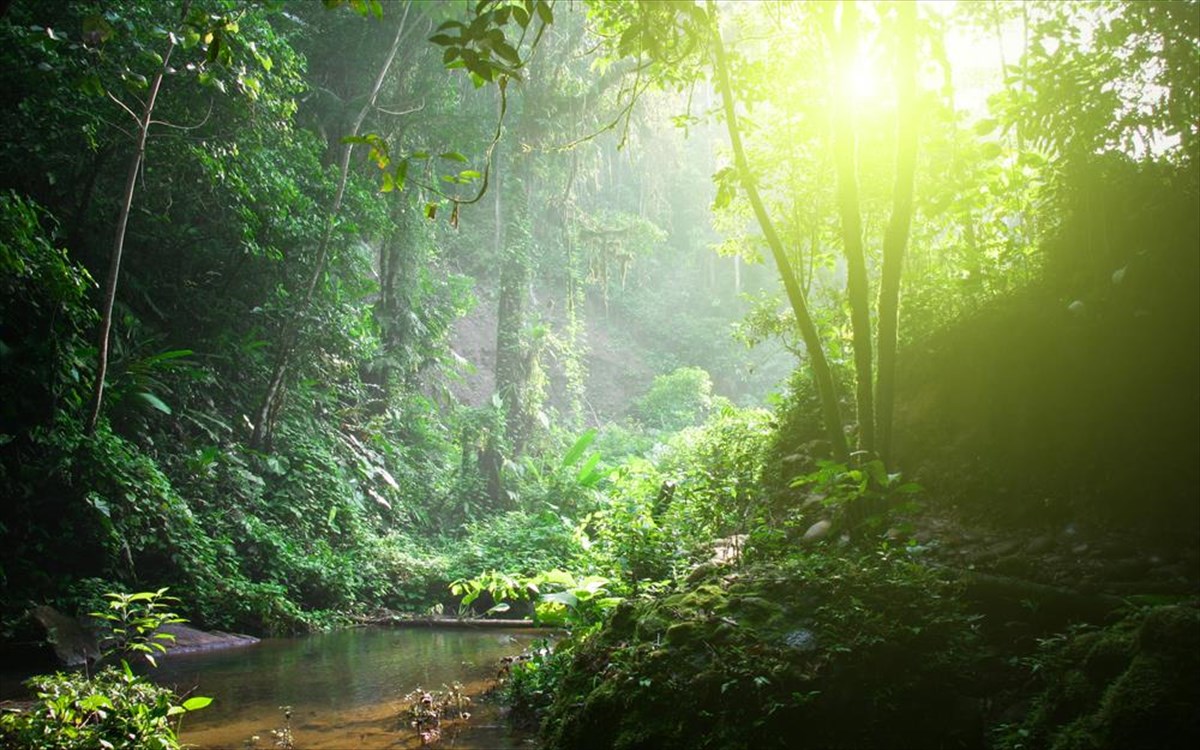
left=0, top=0, right=1196, bottom=748
left=0, top=667, right=194, bottom=750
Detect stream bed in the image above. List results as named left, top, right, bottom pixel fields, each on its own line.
left=148, top=625, right=542, bottom=749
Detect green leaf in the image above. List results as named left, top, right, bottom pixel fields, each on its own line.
left=561, top=428, right=597, bottom=468
left=134, top=391, right=172, bottom=414
left=439, top=151, right=468, bottom=162
left=181, top=696, right=213, bottom=711
left=79, top=694, right=114, bottom=711
left=535, top=0, right=553, bottom=25
left=576, top=452, right=602, bottom=484
left=144, top=349, right=193, bottom=364
left=541, top=590, right=579, bottom=609
left=974, top=118, right=999, bottom=135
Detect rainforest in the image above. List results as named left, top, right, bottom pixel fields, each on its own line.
left=0, top=1, right=1197, bottom=749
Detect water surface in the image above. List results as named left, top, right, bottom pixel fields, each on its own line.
left=151, top=626, right=541, bottom=749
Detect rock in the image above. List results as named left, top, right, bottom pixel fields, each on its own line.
left=158, top=623, right=258, bottom=654
left=708, top=534, right=747, bottom=565
left=802, top=520, right=832, bottom=543
left=30, top=605, right=99, bottom=666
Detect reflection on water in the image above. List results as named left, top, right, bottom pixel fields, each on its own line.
left=149, top=626, right=541, bottom=749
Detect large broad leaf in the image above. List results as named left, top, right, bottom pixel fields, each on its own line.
left=561, top=429, right=597, bottom=468
left=576, top=452, right=602, bottom=485
left=541, top=590, right=578, bottom=609
left=535, top=569, right=576, bottom=588
left=181, top=696, right=213, bottom=711
left=135, top=391, right=172, bottom=414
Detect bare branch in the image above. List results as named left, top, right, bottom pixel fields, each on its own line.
left=149, top=99, right=214, bottom=131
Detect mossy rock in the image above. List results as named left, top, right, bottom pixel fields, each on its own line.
left=539, top=553, right=984, bottom=750
left=1007, top=604, right=1200, bottom=750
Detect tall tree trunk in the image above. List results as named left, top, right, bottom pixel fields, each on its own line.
left=494, top=145, right=532, bottom=456
left=250, top=2, right=411, bottom=449
left=708, top=1, right=849, bottom=463
left=875, top=0, right=919, bottom=467
left=84, top=33, right=178, bottom=435
left=831, top=0, right=875, bottom=456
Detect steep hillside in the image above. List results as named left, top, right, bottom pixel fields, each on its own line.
left=896, top=157, right=1199, bottom=539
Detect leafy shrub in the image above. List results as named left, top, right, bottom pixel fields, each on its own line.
left=0, top=666, right=210, bottom=750
left=501, top=639, right=571, bottom=727
left=577, top=469, right=683, bottom=596
left=447, top=509, right=584, bottom=581
left=634, top=366, right=714, bottom=431
left=656, top=404, right=773, bottom=544
left=449, top=569, right=621, bottom=628
left=357, top=532, right=450, bottom=611
left=89, top=588, right=186, bottom=668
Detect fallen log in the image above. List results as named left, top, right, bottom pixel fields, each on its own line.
left=358, top=614, right=539, bottom=629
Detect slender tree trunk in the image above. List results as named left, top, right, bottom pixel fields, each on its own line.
left=875, top=1, right=919, bottom=467
left=708, top=1, right=849, bottom=463
left=250, top=2, right=411, bottom=449
left=84, top=36, right=177, bottom=435
left=494, top=147, right=532, bottom=456
left=831, top=0, right=875, bottom=456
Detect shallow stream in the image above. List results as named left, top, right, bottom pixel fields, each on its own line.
left=148, top=625, right=541, bottom=749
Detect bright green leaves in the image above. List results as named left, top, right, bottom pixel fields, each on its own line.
left=449, top=568, right=620, bottom=628
left=344, top=135, right=482, bottom=201
left=167, top=694, right=214, bottom=717
left=711, top=165, right=738, bottom=210
left=561, top=428, right=597, bottom=469
left=343, top=133, right=391, bottom=169
left=89, top=588, right=188, bottom=668
left=430, top=0, right=554, bottom=87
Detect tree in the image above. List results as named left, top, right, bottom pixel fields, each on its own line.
left=830, top=0, right=875, bottom=455
left=85, top=14, right=180, bottom=434
left=707, top=0, right=851, bottom=463
left=250, top=1, right=413, bottom=450
left=874, top=0, right=918, bottom=465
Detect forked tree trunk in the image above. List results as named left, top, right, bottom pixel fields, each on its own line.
left=708, top=0, right=849, bottom=463
left=875, top=0, right=919, bottom=466
left=831, top=0, right=875, bottom=456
